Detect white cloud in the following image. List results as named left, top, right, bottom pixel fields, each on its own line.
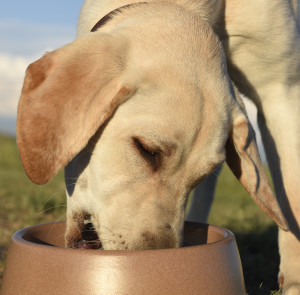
left=0, top=53, right=31, bottom=117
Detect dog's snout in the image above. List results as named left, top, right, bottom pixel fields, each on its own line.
left=65, top=212, right=102, bottom=250
left=66, top=210, right=180, bottom=250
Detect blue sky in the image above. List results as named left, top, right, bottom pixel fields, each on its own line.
left=0, top=0, right=83, bottom=56
left=0, top=0, right=82, bottom=26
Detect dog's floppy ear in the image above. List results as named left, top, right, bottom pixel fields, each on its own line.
left=17, top=33, right=135, bottom=184
left=225, top=103, right=288, bottom=231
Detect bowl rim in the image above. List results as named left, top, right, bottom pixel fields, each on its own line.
left=11, top=221, right=235, bottom=255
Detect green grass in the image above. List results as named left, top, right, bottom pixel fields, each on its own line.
left=0, top=134, right=66, bottom=286
left=0, top=134, right=281, bottom=294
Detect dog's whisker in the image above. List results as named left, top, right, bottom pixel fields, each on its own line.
left=211, top=171, right=223, bottom=186
left=55, top=233, right=67, bottom=243
left=64, top=177, right=80, bottom=181
left=38, top=192, right=58, bottom=211
left=47, top=217, right=67, bottom=242
left=54, top=212, right=67, bottom=223
left=37, top=205, right=67, bottom=215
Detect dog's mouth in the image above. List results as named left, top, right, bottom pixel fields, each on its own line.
left=76, top=221, right=103, bottom=250
left=70, top=215, right=103, bottom=250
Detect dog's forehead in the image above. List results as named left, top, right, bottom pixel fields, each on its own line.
left=111, top=80, right=213, bottom=146
left=113, top=6, right=224, bottom=76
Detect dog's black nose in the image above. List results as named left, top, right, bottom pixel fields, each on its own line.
left=77, top=222, right=102, bottom=250
left=69, top=214, right=103, bottom=250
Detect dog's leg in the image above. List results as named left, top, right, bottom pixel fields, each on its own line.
left=257, top=92, right=300, bottom=294
left=222, top=1, right=300, bottom=292
left=185, top=166, right=221, bottom=223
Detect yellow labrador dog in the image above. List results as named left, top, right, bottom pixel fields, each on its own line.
left=17, top=0, right=300, bottom=293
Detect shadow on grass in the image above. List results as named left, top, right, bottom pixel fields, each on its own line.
left=235, top=225, right=280, bottom=295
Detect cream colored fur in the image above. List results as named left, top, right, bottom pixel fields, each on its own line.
left=17, top=0, right=299, bottom=293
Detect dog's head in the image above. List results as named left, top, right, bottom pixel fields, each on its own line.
left=17, top=6, right=288, bottom=250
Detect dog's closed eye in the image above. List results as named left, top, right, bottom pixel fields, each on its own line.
left=133, top=137, right=161, bottom=171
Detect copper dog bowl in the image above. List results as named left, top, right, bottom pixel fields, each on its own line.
left=2, top=221, right=246, bottom=295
